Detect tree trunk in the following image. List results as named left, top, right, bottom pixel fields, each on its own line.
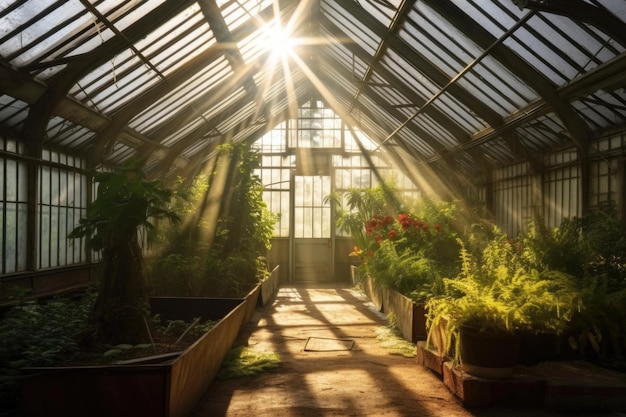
left=84, top=237, right=150, bottom=346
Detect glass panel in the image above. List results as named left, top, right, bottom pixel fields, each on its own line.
left=5, top=160, right=16, bottom=201
left=5, top=202, right=17, bottom=272
left=294, top=176, right=331, bottom=238
left=357, top=0, right=400, bottom=27
left=321, top=1, right=381, bottom=56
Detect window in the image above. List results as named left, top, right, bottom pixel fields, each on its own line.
left=0, top=139, right=27, bottom=274
left=254, top=100, right=421, bottom=239
left=38, top=150, right=88, bottom=269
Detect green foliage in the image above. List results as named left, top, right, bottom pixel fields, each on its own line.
left=217, top=346, right=281, bottom=379
left=327, top=181, right=403, bottom=252
left=367, top=240, right=443, bottom=301
left=0, top=290, right=96, bottom=371
left=69, top=160, right=180, bottom=345
left=569, top=275, right=626, bottom=360
left=148, top=251, right=262, bottom=298
left=337, top=190, right=463, bottom=301
left=426, top=234, right=579, bottom=362
left=521, top=203, right=626, bottom=360
left=69, top=160, right=179, bottom=252
left=156, top=175, right=209, bottom=249
left=202, top=252, right=260, bottom=297
left=147, top=143, right=277, bottom=298
left=7, top=285, right=32, bottom=304
left=523, top=202, right=626, bottom=292
left=216, top=142, right=277, bottom=255
left=148, top=254, right=206, bottom=296
left=0, top=290, right=96, bottom=408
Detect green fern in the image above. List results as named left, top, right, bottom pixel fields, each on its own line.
left=426, top=231, right=580, bottom=362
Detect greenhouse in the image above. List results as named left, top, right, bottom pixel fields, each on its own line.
left=1, top=1, right=626, bottom=416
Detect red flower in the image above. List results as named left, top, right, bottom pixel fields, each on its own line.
left=398, top=213, right=411, bottom=230
left=388, top=229, right=398, bottom=240
left=434, top=224, right=443, bottom=234
left=382, top=215, right=394, bottom=226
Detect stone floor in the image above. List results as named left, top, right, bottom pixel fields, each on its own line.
left=190, top=283, right=626, bottom=417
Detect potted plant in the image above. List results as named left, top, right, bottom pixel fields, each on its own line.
left=522, top=205, right=626, bottom=364
left=426, top=232, right=578, bottom=378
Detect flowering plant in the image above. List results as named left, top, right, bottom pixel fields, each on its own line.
left=352, top=210, right=459, bottom=301
left=355, top=212, right=448, bottom=261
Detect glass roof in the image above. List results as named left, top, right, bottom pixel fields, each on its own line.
left=0, top=0, right=625, bottom=187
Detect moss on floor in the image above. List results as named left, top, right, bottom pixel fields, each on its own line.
left=217, top=346, right=281, bottom=379
left=375, top=324, right=416, bottom=358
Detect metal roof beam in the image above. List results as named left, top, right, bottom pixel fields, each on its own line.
left=423, top=0, right=591, bottom=156
left=22, top=0, right=196, bottom=156
left=427, top=53, right=626, bottom=162
left=514, top=0, right=626, bottom=48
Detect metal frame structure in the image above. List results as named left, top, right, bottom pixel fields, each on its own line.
left=1, top=1, right=626, bottom=280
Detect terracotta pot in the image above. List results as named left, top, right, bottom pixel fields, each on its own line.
left=459, top=325, right=520, bottom=379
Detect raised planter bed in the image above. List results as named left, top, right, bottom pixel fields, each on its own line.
left=360, top=274, right=384, bottom=312
left=22, top=296, right=249, bottom=417
left=382, top=287, right=427, bottom=343
left=243, top=283, right=261, bottom=323
left=260, top=265, right=280, bottom=306
left=355, top=273, right=426, bottom=343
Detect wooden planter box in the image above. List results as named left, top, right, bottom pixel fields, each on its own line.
left=356, top=274, right=427, bottom=343
left=382, top=287, right=427, bottom=343
left=22, top=296, right=249, bottom=417
left=260, top=265, right=280, bottom=306
left=350, top=264, right=361, bottom=287
left=361, top=275, right=384, bottom=312
left=243, top=283, right=261, bottom=322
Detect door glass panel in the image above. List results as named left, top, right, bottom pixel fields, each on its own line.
left=294, top=176, right=331, bottom=238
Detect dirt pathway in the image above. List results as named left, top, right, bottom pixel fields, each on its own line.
left=190, top=284, right=619, bottom=417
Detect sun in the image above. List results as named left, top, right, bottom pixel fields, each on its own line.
left=265, top=24, right=296, bottom=57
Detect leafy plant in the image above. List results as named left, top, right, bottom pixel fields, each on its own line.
left=366, top=240, right=443, bottom=302
left=214, top=142, right=277, bottom=258
left=426, top=234, right=579, bottom=362
left=148, top=253, right=206, bottom=297
left=147, top=143, right=277, bottom=298
left=327, top=180, right=404, bottom=254
left=0, top=290, right=96, bottom=408
left=339, top=193, right=463, bottom=301
left=0, top=291, right=96, bottom=370
left=521, top=203, right=626, bottom=361
left=69, top=160, right=179, bottom=346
